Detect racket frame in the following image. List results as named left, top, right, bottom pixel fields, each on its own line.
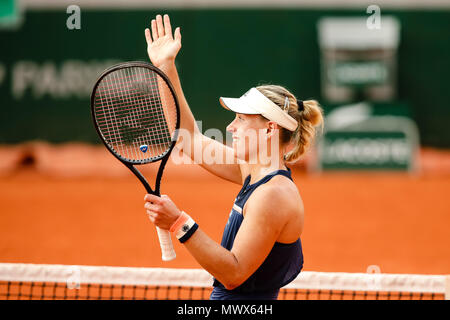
left=90, top=61, right=181, bottom=260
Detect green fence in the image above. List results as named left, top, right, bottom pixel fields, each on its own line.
left=0, top=8, right=449, bottom=146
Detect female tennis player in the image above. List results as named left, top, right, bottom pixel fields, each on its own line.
left=143, top=14, right=324, bottom=300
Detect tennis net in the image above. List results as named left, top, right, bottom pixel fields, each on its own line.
left=0, top=263, right=448, bottom=300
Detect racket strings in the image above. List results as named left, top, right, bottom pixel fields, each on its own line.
left=99, top=68, right=171, bottom=158
left=93, top=66, right=177, bottom=162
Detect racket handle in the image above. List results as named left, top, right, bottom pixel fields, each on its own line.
left=156, top=227, right=176, bottom=261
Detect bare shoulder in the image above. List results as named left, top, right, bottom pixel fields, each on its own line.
left=244, top=175, right=304, bottom=241
left=244, top=175, right=304, bottom=219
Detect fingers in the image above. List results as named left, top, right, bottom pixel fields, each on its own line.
left=144, top=200, right=161, bottom=224
left=146, top=210, right=168, bottom=228
left=146, top=211, right=155, bottom=223
left=144, top=194, right=178, bottom=230
left=156, top=14, right=165, bottom=38
left=151, top=19, right=158, bottom=41
left=148, top=14, right=178, bottom=43
left=174, top=27, right=181, bottom=43
left=145, top=205, right=163, bottom=226
left=144, top=193, right=162, bottom=204
left=144, top=202, right=160, bottom=212
left=164, top=14, right=172, bottom=39
left=144, top=194, right=169, bottom=211
left=146, top=210, right=159, bottom=224
left=144, top=28, right=152, bottom=44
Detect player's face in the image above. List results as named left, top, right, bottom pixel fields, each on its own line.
left=226, top=113, right=268, bottom=162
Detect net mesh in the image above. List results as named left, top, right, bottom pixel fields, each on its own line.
left=0, top=263, right=448, bottom=300
left=93, top=66, right=178, bottom=162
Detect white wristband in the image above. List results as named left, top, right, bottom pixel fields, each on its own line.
left=175, top=216, right=196, bottom=240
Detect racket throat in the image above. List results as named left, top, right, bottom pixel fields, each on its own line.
left=127, top=164, right=158, bottom=196
left=154, top=156, right=170, bottom=196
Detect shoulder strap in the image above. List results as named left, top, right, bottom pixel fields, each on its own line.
left=254, top=168, right=293, bottom=186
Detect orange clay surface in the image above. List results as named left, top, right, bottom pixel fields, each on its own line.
left=0, top=143, right=449, bottom=275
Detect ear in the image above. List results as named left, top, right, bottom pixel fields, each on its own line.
left=265, top=121, right=280, bottom=139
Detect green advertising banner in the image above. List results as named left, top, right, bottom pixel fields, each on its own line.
left=0, top=7, right=449, bottom=147
left=327, top=61, right=389, bottom=87
left=320, top=131, right=412, bottom=170
left=317, top=102, right=419, bottom=171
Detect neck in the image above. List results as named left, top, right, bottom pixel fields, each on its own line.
left=247, top=154, right=287, bottom=184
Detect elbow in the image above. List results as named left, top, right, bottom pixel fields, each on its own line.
left=219, top=253, right=246, bottom=290
left=223, top=281, right=240, bottom=291
left=221, top=274, right=246, bottom=291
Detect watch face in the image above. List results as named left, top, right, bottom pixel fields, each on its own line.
left=182, top=224, right=190, bottom=232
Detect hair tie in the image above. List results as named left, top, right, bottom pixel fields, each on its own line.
left=297, top=99, right=304, bottom=111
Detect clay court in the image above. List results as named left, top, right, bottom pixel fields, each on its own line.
left=1, top=143, right=449, bottom=276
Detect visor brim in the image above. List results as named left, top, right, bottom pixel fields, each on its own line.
left=219, top=97, right=260, bottom=115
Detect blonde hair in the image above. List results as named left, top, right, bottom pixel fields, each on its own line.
left=256, top=85, right=324, bottom=163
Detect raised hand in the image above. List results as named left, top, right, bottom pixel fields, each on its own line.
left=144, top=14, right=181, bottom=68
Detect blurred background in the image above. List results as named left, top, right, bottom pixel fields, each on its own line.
left=1, top=0, right=449, bottom=278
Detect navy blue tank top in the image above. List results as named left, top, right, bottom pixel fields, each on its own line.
left=210, top=168, right=303, bottom=300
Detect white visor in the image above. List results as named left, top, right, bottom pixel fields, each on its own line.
left=219, top=88, right=298, bottom=131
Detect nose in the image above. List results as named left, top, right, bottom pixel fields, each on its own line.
left=226, top=118, right=237, bottom=133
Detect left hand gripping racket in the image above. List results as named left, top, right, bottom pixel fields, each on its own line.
left=91, top=61, right=180, bottom=261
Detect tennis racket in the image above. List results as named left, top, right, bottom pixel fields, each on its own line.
left=91, top=61, right=180, bottom=261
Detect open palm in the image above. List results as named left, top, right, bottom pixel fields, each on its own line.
left=145, top=14, right=181, bottom=67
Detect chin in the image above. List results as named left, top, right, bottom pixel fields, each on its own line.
left=233, top=144, right=246, bottom=161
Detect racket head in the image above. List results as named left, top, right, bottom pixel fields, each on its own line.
left=91, top=61, right=180, bottom=165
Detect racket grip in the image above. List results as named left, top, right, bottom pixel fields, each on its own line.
left=156, top=227, right=176, bottom=261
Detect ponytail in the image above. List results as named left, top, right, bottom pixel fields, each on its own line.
left=256, top=85, right=324, bottom=163
left=284, top=99, right=324, bottom=162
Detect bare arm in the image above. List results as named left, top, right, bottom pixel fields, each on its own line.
left=145, top=15, right=243, bottom=184
left=184, top=187, right=288, bottom=289
left=145, top=183, right=295, bottom=289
